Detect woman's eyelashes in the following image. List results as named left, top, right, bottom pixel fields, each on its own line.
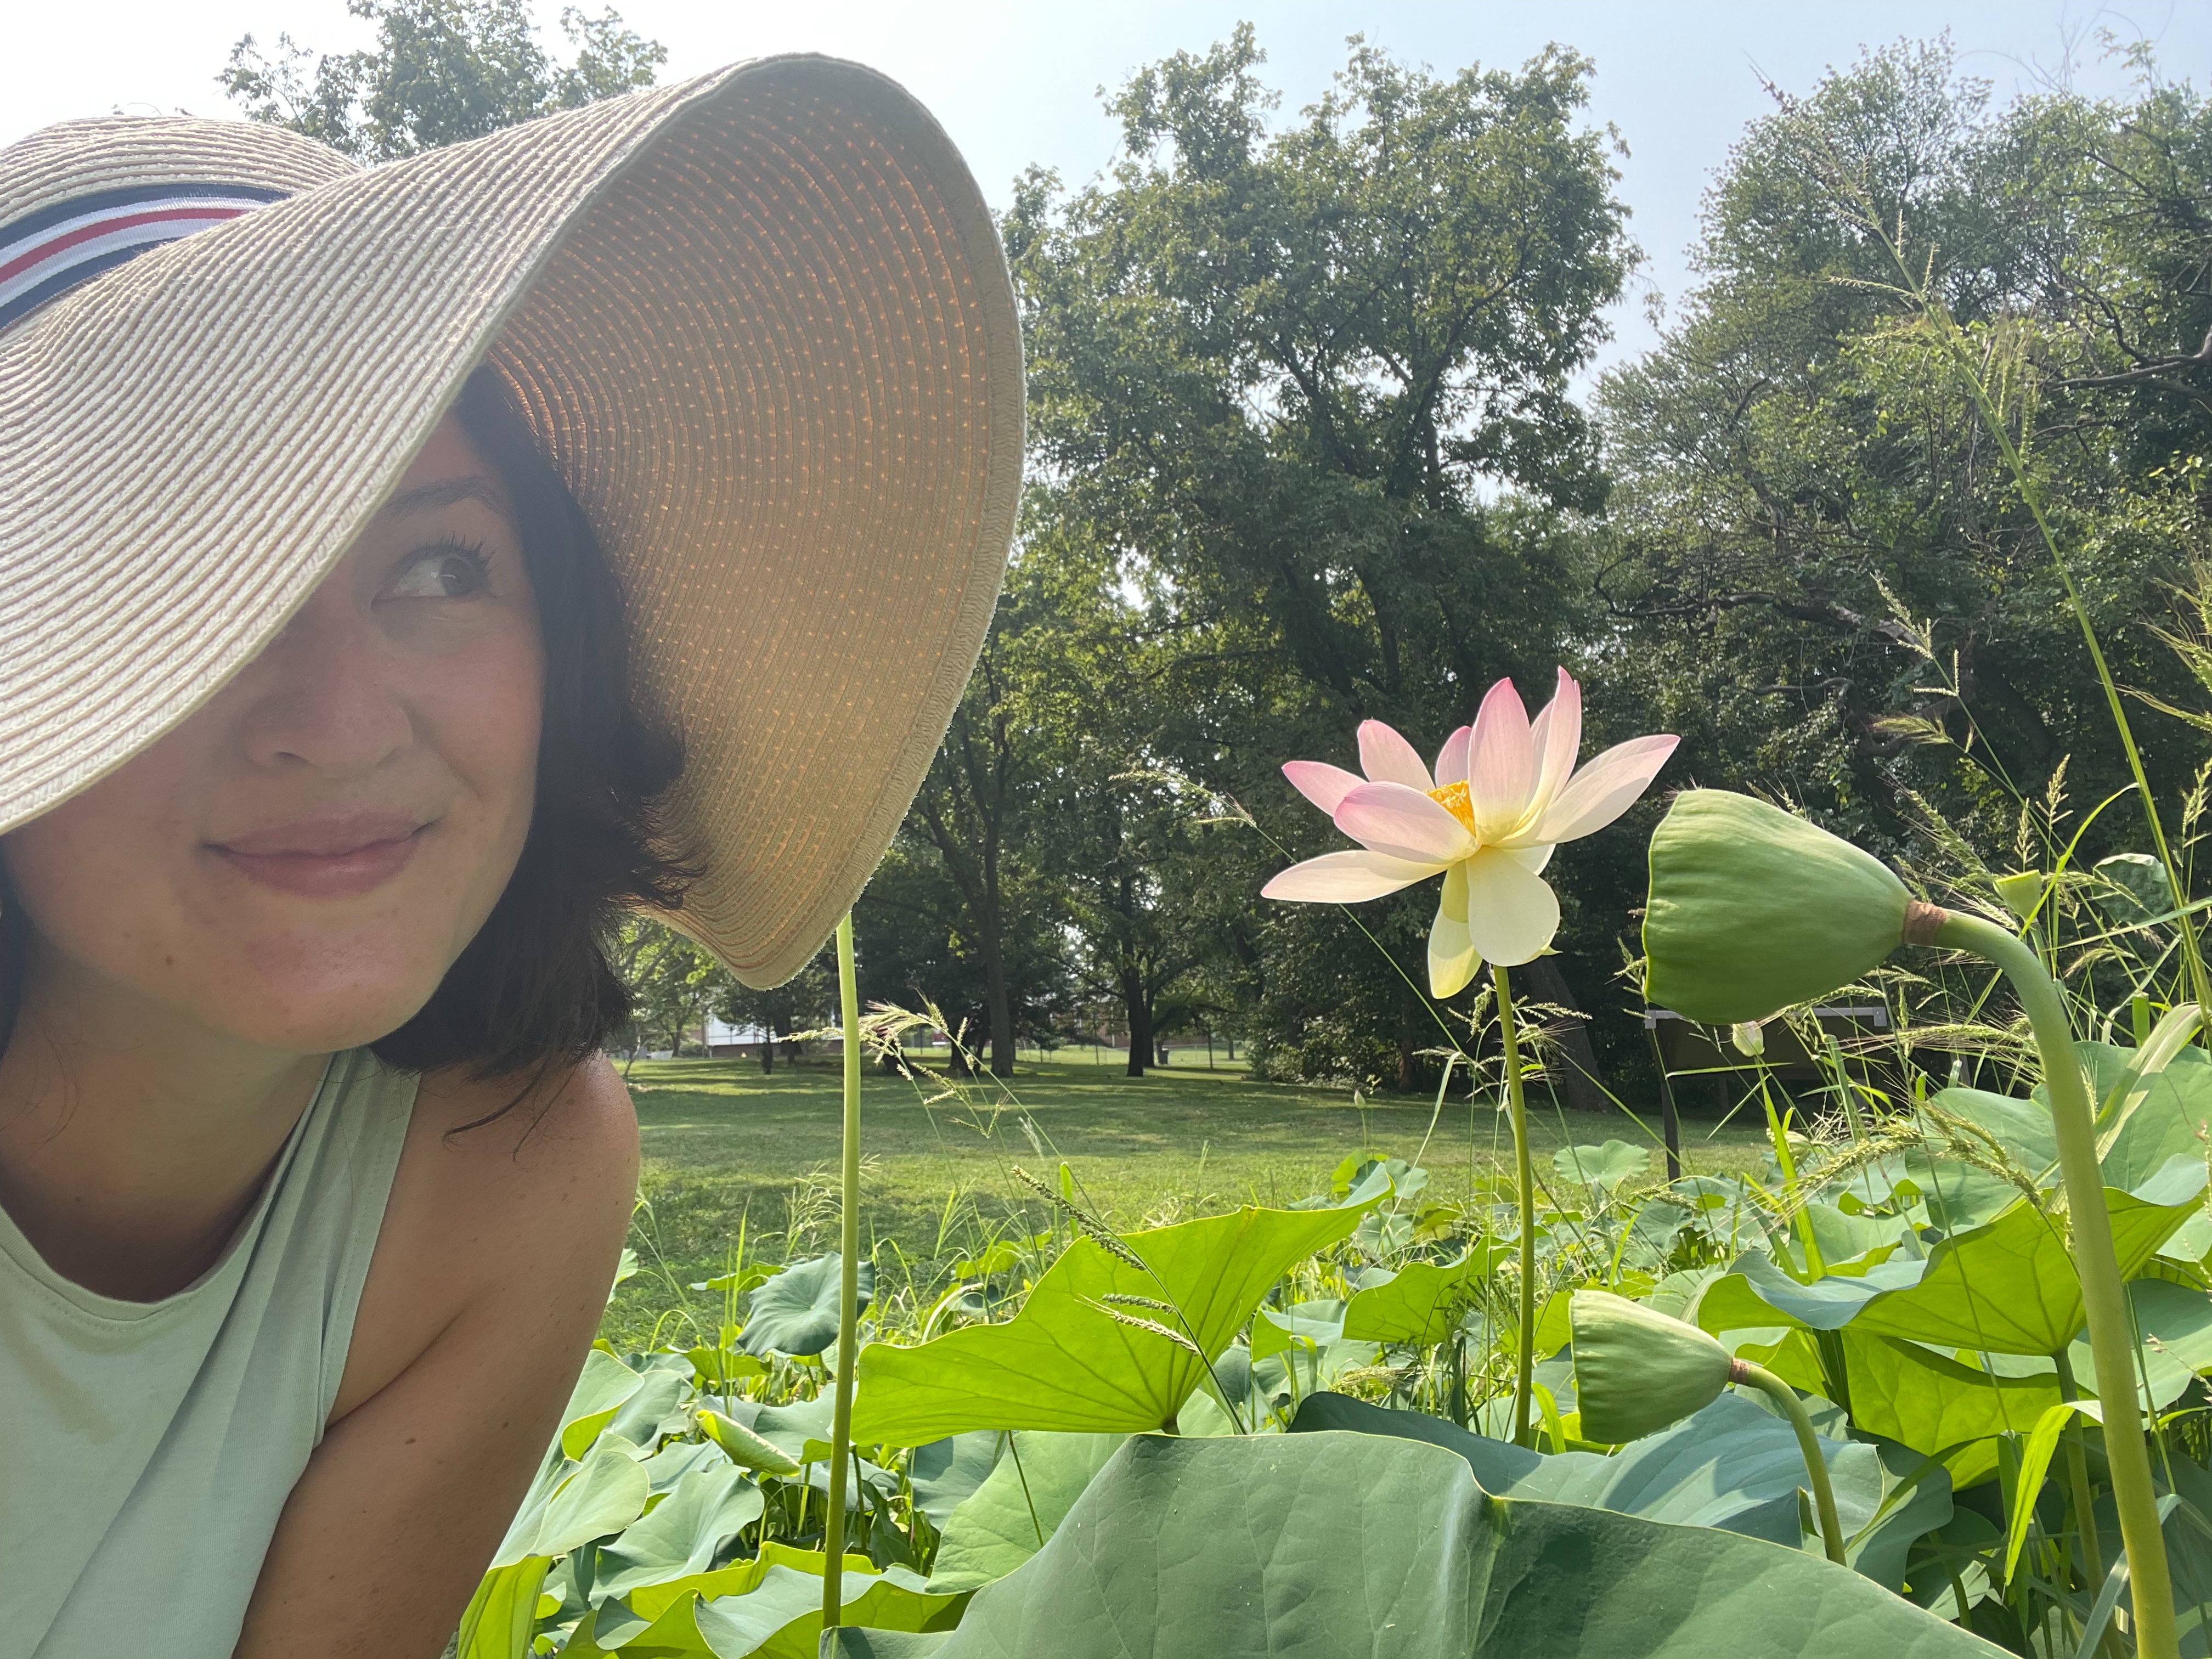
left=385, top=538, right=493, bottom=602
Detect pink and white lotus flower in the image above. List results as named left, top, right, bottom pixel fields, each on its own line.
left=1262, top=670, right=1679, bottom=997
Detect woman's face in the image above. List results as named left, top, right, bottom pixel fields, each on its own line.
left=0, top=414, right=544, bottom=1055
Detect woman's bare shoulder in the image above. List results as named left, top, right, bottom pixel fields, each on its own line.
left=330, top=1053, right=638, bottom=1424
left=413, top=1051, right=640, bottom=1176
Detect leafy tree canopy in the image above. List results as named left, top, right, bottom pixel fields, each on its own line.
left=222, top=0, right=663, bottom=160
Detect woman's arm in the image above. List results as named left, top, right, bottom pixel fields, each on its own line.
left=235, top=1056, right=639, bottom=1659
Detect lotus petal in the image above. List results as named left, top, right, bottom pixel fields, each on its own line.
left=1357, top=720, right=1433, bottom=791
left=1460, top=847, right=1561, bottom=967
left=1282, top=760, right=1363, bottom=817
left=1541, top=734, right=1681, bottom=843
left=1335, top=781, right=1475, bottom=865
left=1429, top=907, right=1481, bottom=999
left=1428, top=863, right=1480, bottom=996
left=1524, top=669, right=1583, bottom=823
left=1432, top=725, right=1471, bottom=790
left=1506, top=843, right=1555, bottom=876
left=1262, top=849, right=1438, bottom=903
left=1468, top=678, right=1536, bottom=840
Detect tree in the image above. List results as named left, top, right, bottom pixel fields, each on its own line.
left=1015, top=501, right=1231, bottom=1076
left=714, top=947, right=835, bottom=1074
left=613, top=918, right=730, bottom=1059
left=222, top=0, right=664, bottom=160
left=1596, top=40, right=2212, bottom=866
left=1008, top=30, right=1635, bottom=1085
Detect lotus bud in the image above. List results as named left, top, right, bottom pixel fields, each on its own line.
left=1993, top=871, right=2049, bottom=922
left=1729, top=1020, right=1765, bottom=1057
left=1644, top=789, right=1945, bottom=1025
left=1571, top=1289, right=1736, bottom=1443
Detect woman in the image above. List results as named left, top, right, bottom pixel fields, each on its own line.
left=0, top=58, right=1020, bottom=1659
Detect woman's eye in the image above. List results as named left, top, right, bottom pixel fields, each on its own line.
left=388, top=544, right=490, bottom=600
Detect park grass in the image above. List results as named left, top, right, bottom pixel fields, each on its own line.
left=602, top=1053, right=1772, bottom=1350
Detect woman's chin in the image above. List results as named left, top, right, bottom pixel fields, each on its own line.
left=195, top=957, right=452, bottom=1057
left=221, top=991, right=438, bottom=1057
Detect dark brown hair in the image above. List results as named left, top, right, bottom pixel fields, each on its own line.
left=0, top=368, right=692, bottom=1080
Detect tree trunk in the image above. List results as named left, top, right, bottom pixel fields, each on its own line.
left=1121, top=965, right=1153, bottom=1078
left=984, top=932, right=1016, bottom=1079
left=1522, top=957, right=1608, bottom=1116
left=760, top=1028, right=775, bottom=1074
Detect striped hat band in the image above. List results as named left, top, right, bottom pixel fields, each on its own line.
left=0, top=180, right=284, bottom=332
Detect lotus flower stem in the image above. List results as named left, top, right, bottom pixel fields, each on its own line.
left=1730, top=1358, right=1846, bottom=1565
left=821, top=912, right=864, bottom=1631
left=1494, top=963, right=1537, bottom=1448
left=1933, top=908, right=2177, bottom=1659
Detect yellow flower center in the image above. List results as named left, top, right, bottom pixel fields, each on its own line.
left=1428, top=780, right=1476, bottom=833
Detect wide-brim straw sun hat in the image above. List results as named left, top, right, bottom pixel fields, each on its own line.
left=0, top=57, right=1022, bottom=986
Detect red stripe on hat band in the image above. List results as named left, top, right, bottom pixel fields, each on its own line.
left=0, top=205, right=252, bottom=286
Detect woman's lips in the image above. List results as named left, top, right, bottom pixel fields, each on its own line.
left=208, top=815, right=432, bottom=899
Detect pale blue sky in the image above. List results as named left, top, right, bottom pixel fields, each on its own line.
left=10, top=2, right=2206, bottom=372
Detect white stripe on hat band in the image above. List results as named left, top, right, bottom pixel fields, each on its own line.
left=0, top=194, right=276, bottom=268
left=0, top=213, right=254, bottom=313
left=0, top=193, right=276, bottom=329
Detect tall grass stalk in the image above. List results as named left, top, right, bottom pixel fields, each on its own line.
left=820, top=913, right=864, bottom=1630
left=1934, top=909, right=2177, bottom=1659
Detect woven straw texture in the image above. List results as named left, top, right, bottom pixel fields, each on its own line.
left=0, top=57, right=1022, bottom=986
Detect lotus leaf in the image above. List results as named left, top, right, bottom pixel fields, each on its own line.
left=455, top=1557, right=550, bottom=1659
left=870, top=1430, right=2001, bottom=1656
left=2072, top=1040, right=2212, bottom=1194
left=604, top=1365, right=690, bottom=1451
left=1554, top=1139, right=1650, bottom=1189
left=594, top=1463, right=763, bottom=1602
left=926, top=1431, right=1128, bottom=1592
left=691, top=1560, right=958, bottom=1658
left=850, top=1201, right=1373, bottom=1444
left=1342, top=1246, right=1509, bottom=1346
left=1841, top=1330, right=2061, bottom=1489
left=1720, top=1252, right=1926, bottom=1331
left=741, top=1253, right=875, bottom=1358
left=495, top=1435, right=652, bottom=1567
left=562, top=1348, right=650, bottom=1459
left=1849, top=1163, right=2206, bottom=1355
left=640, top=1439, right=732, bottom=1494
left=906, top=1432, right=1005, bottom=1528
left=698, top=1410, right=802, bottom=1477
left=1922, top=1087, right=2057, bottom=1183
left=1290, top=1391, right=1871, bottom=1549
left=1250, top=1300, right=1346, bottom=1359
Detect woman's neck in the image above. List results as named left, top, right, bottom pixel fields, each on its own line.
left=0, top=940, right=329, bottom=1301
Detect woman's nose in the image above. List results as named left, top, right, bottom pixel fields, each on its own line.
left=235, top=594, right=413, bottom=777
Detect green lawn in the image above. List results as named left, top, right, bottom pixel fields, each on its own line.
left=603, top=1053, right=1770, bottom=1350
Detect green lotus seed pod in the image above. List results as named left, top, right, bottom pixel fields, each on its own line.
left=1644, top=789, right=1935, bottom=1026
left=1571, top=1289, right=1734, bottom=1443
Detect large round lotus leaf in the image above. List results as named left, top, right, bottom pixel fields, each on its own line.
left=1644, top=790, right=1910, bottom=1025
left=1572, top=1289, right=1733, bottom=1444
left=875, top=1431, right=2001, bottom=1657
left=741, top=1254, right=875, bottom=1358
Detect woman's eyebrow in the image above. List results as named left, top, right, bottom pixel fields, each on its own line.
left=382, top=476, right=506, bottom=517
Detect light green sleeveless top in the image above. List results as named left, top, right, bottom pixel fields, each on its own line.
left=0, top=1049, right=417, bottom=1659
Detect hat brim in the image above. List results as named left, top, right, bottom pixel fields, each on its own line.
left=0, top=58, right=1023, bottom=986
